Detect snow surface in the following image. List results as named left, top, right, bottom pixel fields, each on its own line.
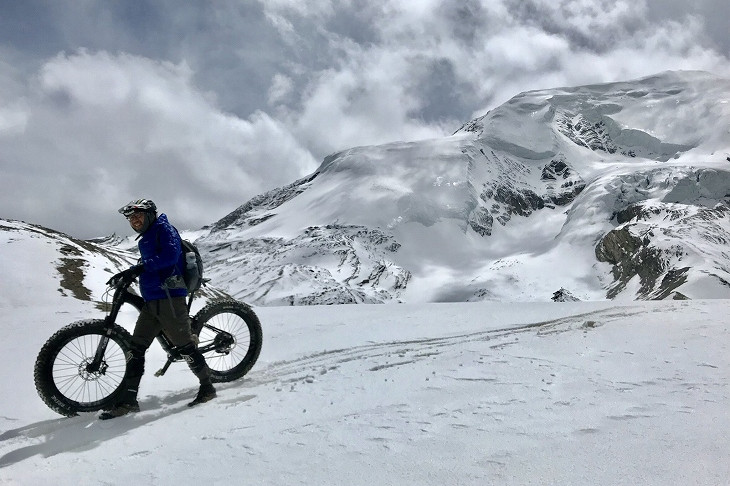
left=2, top=285, right=729, bottom=484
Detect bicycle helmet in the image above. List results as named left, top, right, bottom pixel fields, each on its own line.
left=118, top=199, right=157, bottom=217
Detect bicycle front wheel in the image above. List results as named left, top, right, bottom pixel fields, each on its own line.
left=34, top=319, right=132, bottom=416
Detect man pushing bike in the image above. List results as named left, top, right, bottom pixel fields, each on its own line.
left=101, top=199, right=216, bottom=419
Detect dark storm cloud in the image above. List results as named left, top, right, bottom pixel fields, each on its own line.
left=505, top=0, right=646, bottom=53
left=406, top=58, right=477, bottom=124
left=645, top=0, right=730, bottom=54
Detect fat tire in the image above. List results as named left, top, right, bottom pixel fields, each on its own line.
left=193, top=299, right=262, bottom=383
left=34, top=319, right=132, bottom=417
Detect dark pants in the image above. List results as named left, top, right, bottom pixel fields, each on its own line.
left=122, top=296, right=211, bottom=403
left=132, top=296, right=197, bottom=349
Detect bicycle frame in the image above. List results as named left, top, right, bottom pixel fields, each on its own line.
left=87, top=278, right=233, bottom=377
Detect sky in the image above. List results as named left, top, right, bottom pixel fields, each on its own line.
left=1, top=0, right=729, bottom=238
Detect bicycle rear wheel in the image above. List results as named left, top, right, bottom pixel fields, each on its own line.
left=34, top=319, right=132, bottom=417
left=193, top=300, right=262, bottom=383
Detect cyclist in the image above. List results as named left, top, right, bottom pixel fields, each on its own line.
left=100, top=199, right=216, bottom=419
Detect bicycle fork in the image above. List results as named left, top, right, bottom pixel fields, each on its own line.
left=86, top=324, right=116, bottom=374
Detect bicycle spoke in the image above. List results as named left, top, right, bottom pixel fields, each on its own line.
left=51, top=333, right=127, bottom=403
left=198, top=310, right=253, bottom=372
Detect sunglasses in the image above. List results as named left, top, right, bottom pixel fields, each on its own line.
left=126, top=212, right=146, bottom=221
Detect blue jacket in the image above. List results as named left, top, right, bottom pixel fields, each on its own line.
left=137, top=213, right=187, bottom=301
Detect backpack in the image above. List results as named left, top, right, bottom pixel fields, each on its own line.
left=180, top=238, right=204, bottom=293
left=169, top=225, right=205, bottom=293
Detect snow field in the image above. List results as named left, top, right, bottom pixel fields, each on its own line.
left=1, top=299, right=728, bottom=485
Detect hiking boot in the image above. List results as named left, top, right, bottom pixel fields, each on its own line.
left=98, top=401, right=140, bottom=420
left=188, top=383, right=216, bottom=407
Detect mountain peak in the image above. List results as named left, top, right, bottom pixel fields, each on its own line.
left=197, top=71, right=730, bottom=304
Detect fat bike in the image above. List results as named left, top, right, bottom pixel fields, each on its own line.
left=34, top=276, right=263, bottom=417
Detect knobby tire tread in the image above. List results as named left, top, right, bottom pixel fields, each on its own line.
left=34, top=319, right=132, bottom=417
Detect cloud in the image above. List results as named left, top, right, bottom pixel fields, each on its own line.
left=264, top=0, right=730, bottom=137
left=0, top=50, right=317, bottom=238
left=267, top=73, right=294, bottom=106
left=286, top=46, right=451, bottom=156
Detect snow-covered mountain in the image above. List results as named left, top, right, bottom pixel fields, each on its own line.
left=2, top=71, right=729, bottom=306
left=199, top=70, right=730, bottom=305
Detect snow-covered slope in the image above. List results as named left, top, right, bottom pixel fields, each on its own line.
left=0, top=219, right=135, bottom=310
left=0, top=219, right=227, bottom=312
left=2, top=296, right=729, bottom=485
left=200, top=70, right=730, bottom=304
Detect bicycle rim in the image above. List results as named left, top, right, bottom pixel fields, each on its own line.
left=198, top=311, right=252, bottom=373
left=52, top=333, right=128, bottom=405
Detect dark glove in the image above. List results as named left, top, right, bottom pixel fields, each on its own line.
left=106, top=265, right=144, bottom=286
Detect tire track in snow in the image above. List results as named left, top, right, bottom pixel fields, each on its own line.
left=0, top=305, right=648, bottom=469
left=250, top=306, right=647, bottom=388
